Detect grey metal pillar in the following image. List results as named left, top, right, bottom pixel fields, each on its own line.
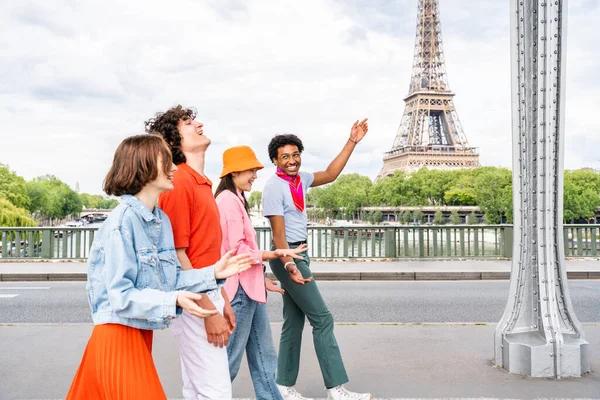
left=495, top=0, right=590, bottom=378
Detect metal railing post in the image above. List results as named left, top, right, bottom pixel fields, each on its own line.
left=41, top=229, right=52, bottom=259
left=384, top=228, right=397, bottom=258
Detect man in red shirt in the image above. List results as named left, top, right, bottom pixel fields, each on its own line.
left=146, top=106, right=236, bottom=399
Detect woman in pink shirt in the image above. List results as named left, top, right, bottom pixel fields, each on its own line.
left=215, top=145, right=306, bottom=400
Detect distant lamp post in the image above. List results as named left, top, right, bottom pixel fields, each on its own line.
left=495, top=0, right=590, bottom=377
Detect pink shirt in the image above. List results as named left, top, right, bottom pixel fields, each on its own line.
left=216, top=190, right=266, bottom=304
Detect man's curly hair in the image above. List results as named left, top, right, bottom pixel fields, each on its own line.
left=145, top=105, right=196, bottom=165
left=267, top=134, right=304, bottom=163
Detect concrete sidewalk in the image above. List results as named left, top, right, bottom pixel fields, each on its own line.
left=0, top=259, right=599, bottom=281
left=1, top=323, right=598, bottom=399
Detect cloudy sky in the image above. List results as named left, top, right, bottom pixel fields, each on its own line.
left=1, top=0, right=598, bottom=195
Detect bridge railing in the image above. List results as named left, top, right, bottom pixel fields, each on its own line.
left=563, top=225, right=600, bottom=257
left=0, top=227, right=97, bottom=260
left=1, top=224, right=597, bottom=260
left=256, top=225, right=512, bottom=259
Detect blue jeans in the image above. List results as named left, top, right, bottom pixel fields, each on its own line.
left=227, top=285, right=283, bottom=400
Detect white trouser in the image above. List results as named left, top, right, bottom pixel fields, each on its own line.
left=171, top=289, right=232, bottom=400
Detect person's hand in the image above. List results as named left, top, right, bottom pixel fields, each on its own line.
left=176, top=292, right=218, bottom=318
left=286, top=263, right=313, bottom=285
left=265, top=278, right=285, bottom=294
left=194, top=295, right=229, bottom=347
left=204, top=313, right=230, bottom=347
left=222, top=300, right=236, bottom=334
left=349, top=118, right=369, bottom=144
left=274, top=244, right=308, bottom=259
left=214, top=250, right=255, bottom=279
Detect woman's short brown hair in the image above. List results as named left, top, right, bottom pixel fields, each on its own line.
left=103, top=134, right=173, bottom=196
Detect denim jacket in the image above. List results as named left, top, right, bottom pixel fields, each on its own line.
left=87, top=194, right=223, bottom=330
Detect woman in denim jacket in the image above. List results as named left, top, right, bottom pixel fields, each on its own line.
left=66, top=135, right=254, bottom=399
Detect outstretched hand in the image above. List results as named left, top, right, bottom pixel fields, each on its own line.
left=265, top=278, right=285, bottom=294
left=176, top=292, right=218, bottom=319
left=274, top=243, right=308, bottom=260
left=349, top=118, right=369, bottom=144
left=287, top=264, right=313, bottom=285
left=214, top=250, right=256, bottom=280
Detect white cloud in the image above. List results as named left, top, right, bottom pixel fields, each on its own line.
left=0, top=0, right=598, bottom=194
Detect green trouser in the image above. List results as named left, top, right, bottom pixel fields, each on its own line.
left=269, top=244, right=348, bottom=388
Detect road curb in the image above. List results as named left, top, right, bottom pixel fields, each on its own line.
left=271, top=271, right=600, bottom=281
left=2, top=271, right=598, bottom=282
left=0, top=273, right=88, bottom=281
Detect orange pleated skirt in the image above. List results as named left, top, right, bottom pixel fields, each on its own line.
left=66, top=323, right=167, bottom=400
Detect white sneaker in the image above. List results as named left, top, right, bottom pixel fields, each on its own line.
left=326, top=385, right=372, bottom=400
left=277, top=384, right=314, bottom=400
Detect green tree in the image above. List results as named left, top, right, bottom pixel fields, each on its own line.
left=25, top=181, right=48, bottom=214
left=0, top=198, right=36, bottom=227
left=369, top=171, right=410, bottom=206
left=307, top=208, right=320, bottom=221
left=81, top=193, right=119, bottom=210
left=312, top=174, right=372, bottom=219
left=474, top=168, right=512, bottom=224
left=449, top=210, right=461, bottom=225
left=58, top=189, right=83, bottom=217
left=411, top=210, right=424, bottom=224
left=444, top=187, right=477, bottom=205
left=248, top=191, right=262, bottom=210
left=79, top=193, right=100, bottom=209
left=27, top=175, right=82, bottom=218
left=402, top=175, right=428, bottom=206
left=563, top=170, right=600, bottom=223
left=444, top=171, right=477, bottom=206
left=410, top=168, right=462, bottom=205
left=399, top=210, right=411, bottom=224
left=468, top=211, right=479, bottom=224
left=433, top=209, right=445, bottom=225
left=305, top=188, right=318, bottom=207
left=300, top=167, right=600, bottom=224
left=308, top=186, right=339, bottom=217
left=0, top=164, right=30, bottom=210
left=371, top=210, right=383, bottom=224
left=97, top=198, right=118, bottom=209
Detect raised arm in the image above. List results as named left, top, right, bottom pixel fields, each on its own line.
left=312, top=118, right=368, bottom=187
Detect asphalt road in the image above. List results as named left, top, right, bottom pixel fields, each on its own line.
left=1, top=280, right=598, bottom=323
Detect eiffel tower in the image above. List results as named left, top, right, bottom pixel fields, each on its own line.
left=377, top=0, right=479, bottom=180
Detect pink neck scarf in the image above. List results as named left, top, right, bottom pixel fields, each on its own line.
left=276, top=167, right=304, bottom=212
